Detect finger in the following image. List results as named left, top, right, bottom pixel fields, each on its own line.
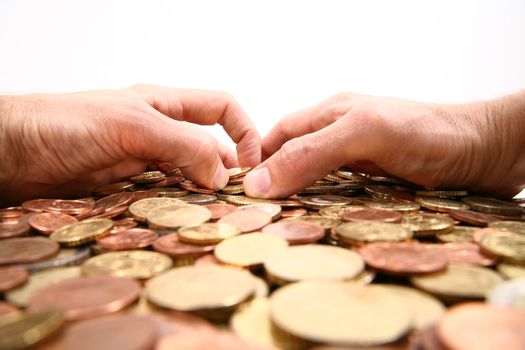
left=244, top=115, right=382, bottom=198
left=218, top=143, right=239, bottom=168
left=129, top=84, right=261, bottom=167
left=120, top=113, right=229, bottom=190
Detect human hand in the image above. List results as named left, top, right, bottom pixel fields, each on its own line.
left=244, top=92, right=525, bottom=198
left=0, top=85, right=261, bottom=204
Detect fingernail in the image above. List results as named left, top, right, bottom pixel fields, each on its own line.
left=212, top=163, right=229, bottom=190
left=243, top=167, right=271, bottom=198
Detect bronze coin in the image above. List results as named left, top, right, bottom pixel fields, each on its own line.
left=153, top=233, right=215, bottom=258
left=130, top=190, right=159, bottom=203
left=281, top=208, right=308, bottom=218
left=448, top=209, right=497, bottom=226
left=437, top=303, right=525, bottom=350
left=40, top=199, right=94, bottom=216
left=28, top=212, right=78, bottom=235
left=28, top=276, right=141, bottom=320
left=90, top=205, right=128, bottom=219
left=342, top=208, right=402, bottom=223
left=0, top=218, right=31, bottom=238
left=75, top=206, right=106, bottom=220
left=262, top=221, right=325, bottom=245
left=94, top=192, right=134, bottom=211
left=0, top=237, right=59, bottom=265
left=0, top=301, right=20, bottom=318
left=41, top=315, right=156, bottom=350
left=0, top=207, right=27, bottom=222
left=22, top=199, right=54, bottom=212
left=440, top=242, right=499, bottom=266
left=357, top=242, right=448, bottom=275
left=147, top=175, right=185, bottom=188
left=97, top=228, right=159, bottom=250
left=92, top=181, right=134, bottom=196
left=0, top=267, right=29, bottom=291
left=204, top=203, right=238, bottom=220
left=110, top=219, right=138, bottom=233
left=472, top=228, right=513, bottom=244
left=179, top=180, right=216, bottom=195
left=194, top=254, right=223, bottom=267
left=156, top=330, right=266, bottom=350
left=147, top=312, right=215, bottom=339
left=131, top=171, right=166, bottom=184
left=218, top=209, right=272, bottom=233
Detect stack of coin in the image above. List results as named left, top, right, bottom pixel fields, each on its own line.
left=0, top=164, right=524, bottom=349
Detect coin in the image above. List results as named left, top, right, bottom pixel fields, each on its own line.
left=497, top=262, right=525, bottom=279
left=0, top=310, right=64, bottom=350
left=261, top=221, right=325, bottom=245
left=411, top=264, right=504, bottom=301
left=156, top=330, right=266, bottom=350
left=131, top=171, right=166, bottom=183
left=204, top=203, right=238, bottom=220
left=264, top=245, right=364, bottom=285
left=96, top=228, right=158, bottom=250
left=473, top=227, right=512, bottom=244
left=40, top=315, right=157, bottom=350
left=365, top=185, right=395, bottom=199
left=463, top=196, right=523, bottom=216
left=0, top=207, right=27, bottom=223
left=436, top=226, right=476, bottom=243
left=153, top=233, right=215, bottom=262
left=6, top=266, right=82, bottom=306
left=480, top=231, right=525, bottom=263
left=269, top=281, right=411, bottom=346
left=178, top=193, right=217, bottom=205
left=448, top=209, right=497, bottom=226
left=280, top=208, right=308, bottom=218
left=152, top=187, right=189, bottom=198
left=237, top=204, right=282, bottom=221
left=415, top=190, right=468, bottom=197
left=335, top=222, right=412, bottom=245
left=299, top=195, right=352, bottom=210
left=94, top=192, right=134, bottom=210
left=28, top=212, right=78, bottom=235
left=341, top=208, right=402, bottom=223
left=129, top=190, right=158, bottom=202
left=147, top=175, right=185, bottom=188
left=216, top=233, right=287, bottom=268
left=228, top=167, right=251, bottom=179
left=488, top=278, right=525, bottom=310
left=146, top=265, right=255, bottom=315
left=147, top=204, right=211, bottom=230
left=50, top=218, right=113, bottom=246
left=28, top=276, right=141, bottom=320
left=283, top=216, right=342, bottom=232
left=92, top=181, right=134, bottom=196
left=0, top=216, right=31, bottom=238
left=0, top=237, right=59, bottom=265
left=218, top=209, right=272, bottom=233
left=0, top=301, right=19, bottom=318
left=15, top=247, right=90, bottom=272
left=0, top=267, right=28, bottom=292
left=82, top=250, right=173, bottom=279
left=401, top=213, right=454, bottom=237
left=357, top=242, right=447, bottom=275
left=437, top=303, right=525, bottom=350
left=221, top=184, right=245, bottom=195
left=179, top=180, right=217, bottom=195
left=439, top=242, right=499, bottom=266
left=178, top=223, right=241, bottom=245
left=364, top=199, right=420, bottom=213
left=488, top=220, right=525, bottom=235
left=415, top=197, right=470, bottom=212
left=40, top=199, right=94, bottom=215
left=128, top=197, right=186, bottom=222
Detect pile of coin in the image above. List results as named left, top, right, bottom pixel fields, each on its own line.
left=1, top=164, right=525, bottom=349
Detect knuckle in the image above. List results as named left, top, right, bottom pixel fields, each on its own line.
left=277, top=138, right=311, bottom=171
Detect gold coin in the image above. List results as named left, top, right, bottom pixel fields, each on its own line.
left=348, top=270, right=376, bottom=285
left=415, top=190, right=468, bottom=197
left=237, top=204, right=282, bottom=221
left=318, top=205, right=367, bottom=218
left=147, top=204, right=212, bottom=230
left=411, top=264, right=504, bottom=300
left=462, top=196, right=522, bottom=216
left=264, top=245, right=364, bottom=285
left=6, top=267, right=82, bottom=306
left=129, top=197, right=186, bottom=222
left=228, top=167, right=251, bottom=179
left=436, top=226, right=476, bottom=243
left=497, top=263, right=525, bottom=279
left=178, top=223, right=241, bottom=245
left=480, top=232, right=525, bottom=263
left=146, top=265, right=255, bottom=312
left=283, top=216, right=342, bottom=232
left=269, top=281, right=412, bottom=346
left=0, top=310, right=64, bottom=350
left=488, top=221, right=525, bottom=235
left=250, top=275, right=269, bottom=299
left=415, top=197, right=470, bottom=212
left=299, top=195, right=352, bottom=210
left=225, top=195, right=273, bottom=206
left=365, top=199, right=420, bottom=213
left=82, top=251, right=173, bottom=279
left=50, top=219, right=113, bottom=246
left=220, top=184, right=245, bottom=195
left=401, top=213, right=454, bottom=237
left=131, top=171, right=166, bottom=183
left=214, top=233, right=288, bottom=267
left=335, top=222, right=412, bottom=245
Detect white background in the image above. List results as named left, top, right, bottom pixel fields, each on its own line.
left=1, top=0, right=524, bottom=195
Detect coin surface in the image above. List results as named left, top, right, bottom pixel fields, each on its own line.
left=96, top=228, right=158, bottom=250
left=261, top=221, right=325, bottom=245
left=131, top=171, right=166, bottom=183
left=436, top=226, right=476, bottom=243
left=153, top=233, right=215, bottom=259
left=237, top=203, right=282, bottom=221
left=178, top=223, right=241, bottom=245
left=364, top=199, right=420, bottom=213
left=401, top=213, right=454, bottom=237
left=264, top=245, right=364, bottom=285
left=0, top=267, right=29, bottom=292
left=15, top=247, right=90, bottom=272
left=92, top=181, right=134, bottom=196
left=28, top=276, right=141, bottom=320
left=439, top=242, right=499, bottom=266
left=488, top=220, right=525, bottom=235
left=357, top=242, right=448, bottom=275
left=50, top=218, right=113, bottom=246
left=218, top=209, right=272, bottom=233
left=82, top=250, right=173, bottom=279
left=178, top=194, right=217, bottom=205
left=215, top=233, right=288, bottom=267
left=128, top=197, right=185, bottom=222
left=335, top=222, right=412, bottom=245
left=415, top=197, right=470, bottom=212
left=0, top=218, right=31, bottom=239
left=269, top=281, right=411, bottom=346
left=341, top=208, right=402, bottom=223
left=28, top=212, right=78, bottom=234
left=0, top=237, right=59, bottom=265
left=462, top=196, right=522, bottom=216
left=204, top=203, right=238, bottom=220
left=146, top=265, right=255, bottom=312
left=448, top=209, right=498, bottom=226
left=228, top=167, right=251, bottom=179
left=283, top=216, right=342, bottom=232
left=480, top=231, right=525, bottom=263
left=300, top=195, right=352, bottom=210
left=497, top=262, right=525, bottom=280
left=147, top=204, right=212, bottom=230
left=155, top=330, right=265, bottom=350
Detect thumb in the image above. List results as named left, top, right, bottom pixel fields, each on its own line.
left=244, top=118, right=368, bottom=198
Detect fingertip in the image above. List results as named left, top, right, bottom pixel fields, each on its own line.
left=243, top=167, right=272, bottom=198
left=212, top=160, right=229, bottom=190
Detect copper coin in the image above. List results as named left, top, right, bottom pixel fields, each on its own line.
left=179, top=180, right=216, bottom=195
left=473, top=227, right=513, bottom=244
left=357, top=242, right=448, bottom=275
left=41, top=199, right=94, bottom=215
left=28, top=212, right=78, bottom=235
left=92, top=181, right=134, bottom=196
left=28, top=276, right=141, bottom=320
left=0, top=237, right=59, bottom=265
left=131, top=171, right=166, bottom=184
left=342, top=208, right=402, bottom=223
left=147, top=313, right=214, bottom=338
left=41, top=315, right=156, bottom=350
left=440, top=242, right=499, bottom=266
left=75, top=206, right=106, bottom=220
left=204, top=203, right=238, bottom=220
left=194, top=254, right=223, bottom=267
left=21, top=199, right=54, bottom=212
left=97, top=228, right=159, bottom=250
left=94, top=192, right=134, bottom=211
left=227, top=176, right=245, bottom=185
left=153, top=233, right=215, bottom=258
left=156, top=330, right=267, bottom=350
left=110, top=219, right=138, bottom=233
left=262, top=221, right=325, bottom=245
left=91, top=205, right=128, bottom=219
left=0, top=301, right=20, bottom=318
left=0, top=218, right=31, bottom=238
left=0, top=207, right=27, bottom=222
left=281, top=208, right=308, bottom=218
left=147, top=175, right=185, bottom=188
left=130, top=190, right=158, bottom=203
left=218, top=209, right=272, bottom=233
left=437, top=303, right=525, bottom=350
left=448, top=209, right=498, bottom=226
left=0, top=267, right=29, bottom=291
left=270, top=198, right=303, bottom=208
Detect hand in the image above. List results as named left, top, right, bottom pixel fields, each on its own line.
left=244, top=91, right=525, bottom=198
left=0, top=85, right=261, bottom=204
